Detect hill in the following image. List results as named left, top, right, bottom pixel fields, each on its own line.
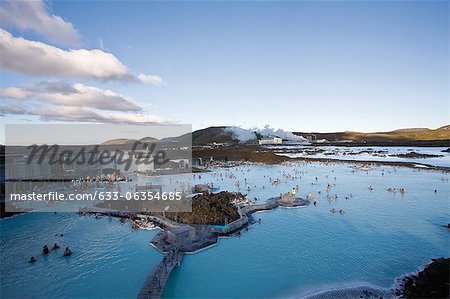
left=101, top=138, right=139, bottom=145
left=346, top=125, right=449, bottom=141
left=101, top=137, right=159, bottom=145
left=294, top=125, right=449, bottom=146
left=192, top=126, right=239, bottom=145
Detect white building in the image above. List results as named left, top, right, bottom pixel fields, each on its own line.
left=315, top=139, right=329, bottom=144
left=109, top=152, right=154, bottom=175
left=258, top=137, right=283, bottom=145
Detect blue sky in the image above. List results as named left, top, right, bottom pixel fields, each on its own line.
left=0, top=0, right=448, bottom=139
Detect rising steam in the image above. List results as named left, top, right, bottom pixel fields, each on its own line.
left=224, top=125, right=307, bottom=143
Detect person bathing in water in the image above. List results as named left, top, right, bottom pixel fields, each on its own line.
left=43, top=245, right=49, bottom=254
left=29, top=256, right=37, bottom=263
left=52, top=243, right=60, bottom=250
left=63, top=247, right=72, bottom=256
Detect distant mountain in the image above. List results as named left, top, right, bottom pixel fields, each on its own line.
left=192, top=126, right=239, bottom=145
left=293, top=125, right=450, bottom=144
left=101, top=125, right=449, bottom=147
left=101, top=138, right=139, bottom=145
left=160, top=133, right=193, bottom=145
left=101, top=137, right=159, bottom=145
left=140, top=137, right=159, bottom=143
left=191, top=126, right=308, bottom=145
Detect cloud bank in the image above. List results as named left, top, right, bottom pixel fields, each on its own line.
left=0, top=29, right=163, bottom=84
left=0, top=81, right=171, bottom=124
left=34, top=106, right=170, bottom=124
left=0, top=0, right=80, bottom=46
left=0, top=1, right=168, bottom=125
left=0, top=81, right=143, bottom=112
left=0, top=101, right=171, bottom=125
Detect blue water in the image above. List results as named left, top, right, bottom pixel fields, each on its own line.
left=0, top=213, right=162, bottom=298
left=1, top=162, right=449, bottom=298
left=274, top=146, right=450, bottom=168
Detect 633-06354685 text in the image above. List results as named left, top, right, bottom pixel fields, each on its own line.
left=9, top=191, right=183, bottom=201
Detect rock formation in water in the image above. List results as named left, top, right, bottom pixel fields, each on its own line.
left=391, top=152, right=444, bottom=159
left=167, top=191, right=243, bottom=225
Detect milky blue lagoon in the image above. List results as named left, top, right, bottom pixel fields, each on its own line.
left=1, top=161, right=449, bottom=298
left=0, top=214, right=162, bottom=298
left=273, top=146, right=450, bottom=168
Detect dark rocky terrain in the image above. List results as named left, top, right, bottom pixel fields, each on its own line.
left=167, top=191, right=242, bottom=225
left=193, top=145, right=289, bottom=164
left=395, top=258, right=449, bottom=298
left=392, top=152, right=444, bottom=159
left=0, top=202, right=28, bottom=218
left=192, top=126, right=240, bottom=144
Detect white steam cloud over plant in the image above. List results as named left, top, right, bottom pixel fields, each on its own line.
left=224, top=125, right=307, bottom=143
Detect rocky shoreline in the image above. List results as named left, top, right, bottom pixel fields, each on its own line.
left=392, top=152, right=444, bottom=159
left=394, top=258, right=449, bottom=299
left=302, top=258, right=450, bottom=299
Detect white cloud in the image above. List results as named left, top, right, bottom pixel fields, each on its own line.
left=0, top=81, right=143, bottom=112
left=0, top=28, right=127, bottom=80
left=39, top=83, right=143, bottom=111
left=33, top=106, right=103, bottom=122
left=137, top=73, right=164, bottom=85
left=0, top=81, right=171, bottom=124
left=0, top=102, right=28, bottom=116
left=98, top=112, right=171, bottom=124
left=0, top=102, right=172, bottom=124
left=0, top=29, right=163, bottom=84
left=33, top=106, right=171, bottom=124
left=0, top=87, right=31, bottom=100
left=0, top=0, right=80, bottom=46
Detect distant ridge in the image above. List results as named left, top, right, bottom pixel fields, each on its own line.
left=293, top=125, right=450, bottom=144
left=192, top=126, right=239, bottom=144
left=100, top=125, right=449, bottom=146
left=140, top=137, right=159, bottom=143
left=102, top=137, right=159, bottom=145
left=389, top=128, right=430, bottom=133
left=101, top=138, right=138, bottom=145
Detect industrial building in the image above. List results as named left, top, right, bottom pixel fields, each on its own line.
left=258, top=137, right=283, bottom=145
